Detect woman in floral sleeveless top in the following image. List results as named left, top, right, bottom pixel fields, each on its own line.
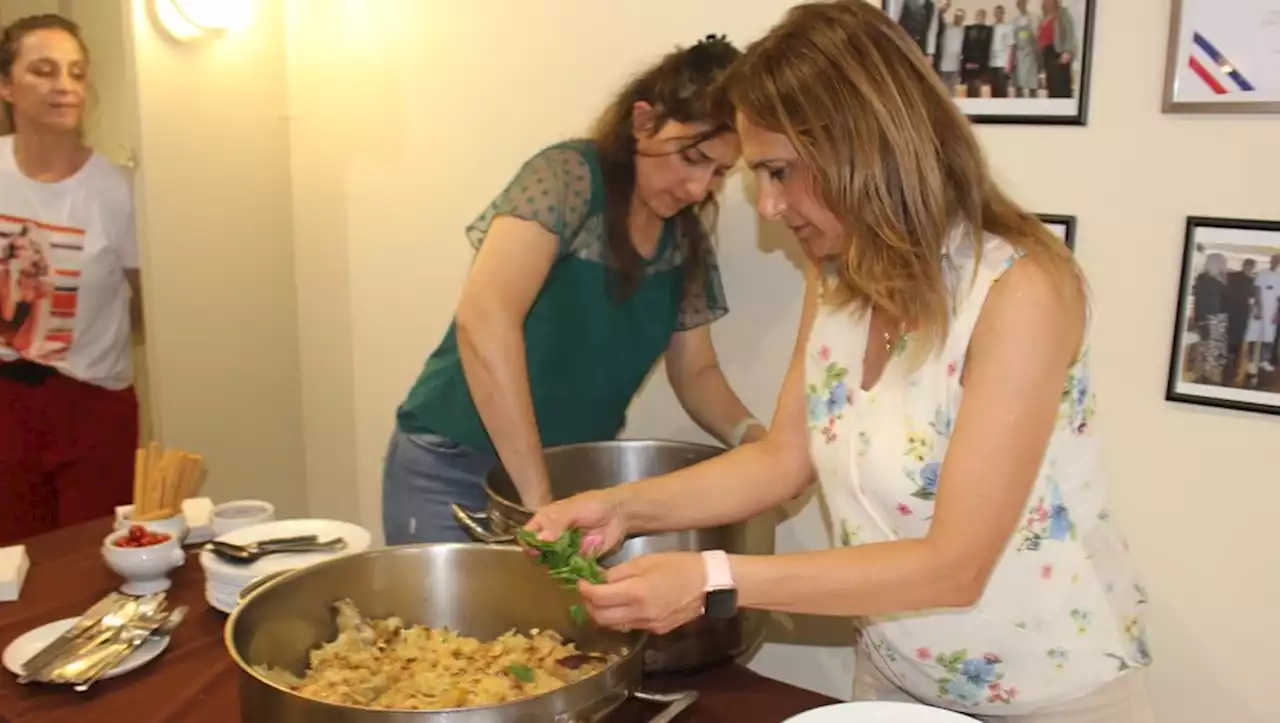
left=526, top=3, right=1153, bottom=721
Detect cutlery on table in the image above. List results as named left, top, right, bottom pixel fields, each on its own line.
left=208, top=537, right=347, bottom=564
left=71, top=604, right=189, bottom=692
left=205, top=535, right=319, bottom=558
left=17, top=592, right=126, bottom=684
left=41, top=594, right=165, bottom=685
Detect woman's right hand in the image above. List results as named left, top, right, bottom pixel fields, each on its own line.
left=523, top=489, right=627, bottom=557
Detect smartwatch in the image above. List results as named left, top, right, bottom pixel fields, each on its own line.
left=701, top=550, right=738, bottom=620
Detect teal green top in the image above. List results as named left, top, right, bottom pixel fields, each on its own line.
left=396, top=140, right=729, bottom=454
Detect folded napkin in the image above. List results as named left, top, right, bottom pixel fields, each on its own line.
left=0, top=545, right=30, bottom=602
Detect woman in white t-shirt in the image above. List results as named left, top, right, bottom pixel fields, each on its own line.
left=0, top=14, right=141, bottom=544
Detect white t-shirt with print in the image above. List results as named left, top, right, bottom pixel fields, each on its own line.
left=0, top=134, right=138, bottom=390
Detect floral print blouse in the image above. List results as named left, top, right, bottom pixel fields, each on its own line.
left=806, top=229, right=1152, bottom=716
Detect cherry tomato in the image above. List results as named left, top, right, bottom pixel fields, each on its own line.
left=113, top=526, right=172, bottom=548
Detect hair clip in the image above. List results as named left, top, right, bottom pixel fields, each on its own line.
left=697, top=33, right=729, bottom=46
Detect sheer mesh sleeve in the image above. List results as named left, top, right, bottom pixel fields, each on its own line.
left=465, top=144, right=593, bottom=254
left=675, top=241, right=730, bottom=331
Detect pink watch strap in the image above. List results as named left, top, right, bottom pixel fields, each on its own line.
left=701, top=550, right=735, bottom=591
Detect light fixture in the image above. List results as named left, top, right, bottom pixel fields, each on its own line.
left=154, top=0, right=253, bottom=42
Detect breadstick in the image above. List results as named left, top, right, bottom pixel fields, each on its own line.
left=146, top=443, right=164, bottom=518
left=146, top=441, right=161, bottom=515
left=132, top=448, right=146, bottom=516
left=158, top=450, right=174, bottom=511
left=163, top=450, right=181, bottom=513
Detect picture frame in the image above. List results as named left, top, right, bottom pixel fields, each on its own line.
left=1162, top=0, right=1280, bottom=114
left=1037, top=213, right=1076, bottom=251
left=876, top=0, right=1097, bottom=125
left=1166, top=216, right=1280, bottom=417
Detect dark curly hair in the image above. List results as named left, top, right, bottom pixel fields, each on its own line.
left=591, top=34, right=741, bottom=301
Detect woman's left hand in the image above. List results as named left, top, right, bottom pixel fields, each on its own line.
left=578, top=552, right=706, bottom=634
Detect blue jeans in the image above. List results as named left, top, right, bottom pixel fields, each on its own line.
left=381, top=427, right=498, bottom=545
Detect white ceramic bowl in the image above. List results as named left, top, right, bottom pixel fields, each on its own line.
left=102, top=526, right=187, bottom=595
left=784, top=702, right=978, bottom=722
left=210, top=499, right=276, bottom=537
left=113, top=511, right=190, bottom=545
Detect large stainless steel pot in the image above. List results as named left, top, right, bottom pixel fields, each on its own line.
left=451, top=439, right=774, bottom=673
left=226, top=544, right=698, bottom=722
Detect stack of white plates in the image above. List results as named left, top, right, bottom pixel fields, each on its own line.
left=200, top=518, right=372, bottom=614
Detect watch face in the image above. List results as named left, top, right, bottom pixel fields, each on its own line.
left=705, top=589, right=738, bottom=620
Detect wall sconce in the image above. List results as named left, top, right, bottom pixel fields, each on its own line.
left=154, top=0, right=253, bottom=42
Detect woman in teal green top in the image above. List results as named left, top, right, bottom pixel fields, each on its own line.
left=382, top=35, right=766, bottom=544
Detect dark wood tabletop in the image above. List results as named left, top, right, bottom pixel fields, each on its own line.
left=0, top=519, right=838, bottom=722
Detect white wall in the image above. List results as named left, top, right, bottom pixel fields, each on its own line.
left=127, top=0, right=307, bottom=514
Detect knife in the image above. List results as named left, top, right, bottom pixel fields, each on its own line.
left=17, top=592, right=127, bottom=684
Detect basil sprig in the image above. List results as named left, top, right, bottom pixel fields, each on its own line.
left=515, top=527, right=606, bottom=624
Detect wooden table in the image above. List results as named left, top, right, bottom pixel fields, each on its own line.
left=0, top=519, right=838, bottom=722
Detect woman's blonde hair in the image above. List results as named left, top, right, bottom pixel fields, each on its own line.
left=722, top=0, right=1079, bottom=357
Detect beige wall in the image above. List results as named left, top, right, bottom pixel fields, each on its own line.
left=126, top=0, right=307, bottom=514
left=0, top=0, right=59, bottom=24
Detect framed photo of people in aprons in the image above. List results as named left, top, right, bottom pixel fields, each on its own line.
left=1167, top=216, right=1280, bottom=417
left=873, top=0, right=1097, bottom=125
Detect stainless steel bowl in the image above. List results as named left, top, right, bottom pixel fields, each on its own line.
left=451, top=439, right=774, bottom=672
left=226, top=543, right=697, bottom=722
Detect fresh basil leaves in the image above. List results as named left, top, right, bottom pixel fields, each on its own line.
left=515, top=527, right=606, bottom=625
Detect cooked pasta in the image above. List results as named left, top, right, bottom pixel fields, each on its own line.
left=255, top=599, right=623, bottom=710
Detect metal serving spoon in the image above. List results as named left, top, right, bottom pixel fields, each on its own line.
left=208, top=537, right=348, bottom=564
left=205, top=535, right=318, bottom=561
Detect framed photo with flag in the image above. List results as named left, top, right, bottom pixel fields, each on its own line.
left=1163, top=0, right=1280, bottom=114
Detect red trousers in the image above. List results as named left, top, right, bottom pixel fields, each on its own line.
left=0, top=373, right=137, bottom=545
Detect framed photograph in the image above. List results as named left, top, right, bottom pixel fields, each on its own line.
left=1166, top=216, right=1280, bottom=417
left=1162, top=0, right=1280, bottom=114
left=1037, top=213, right=1076, bottom=251
left=876, top=0, right=1096, bottom=125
